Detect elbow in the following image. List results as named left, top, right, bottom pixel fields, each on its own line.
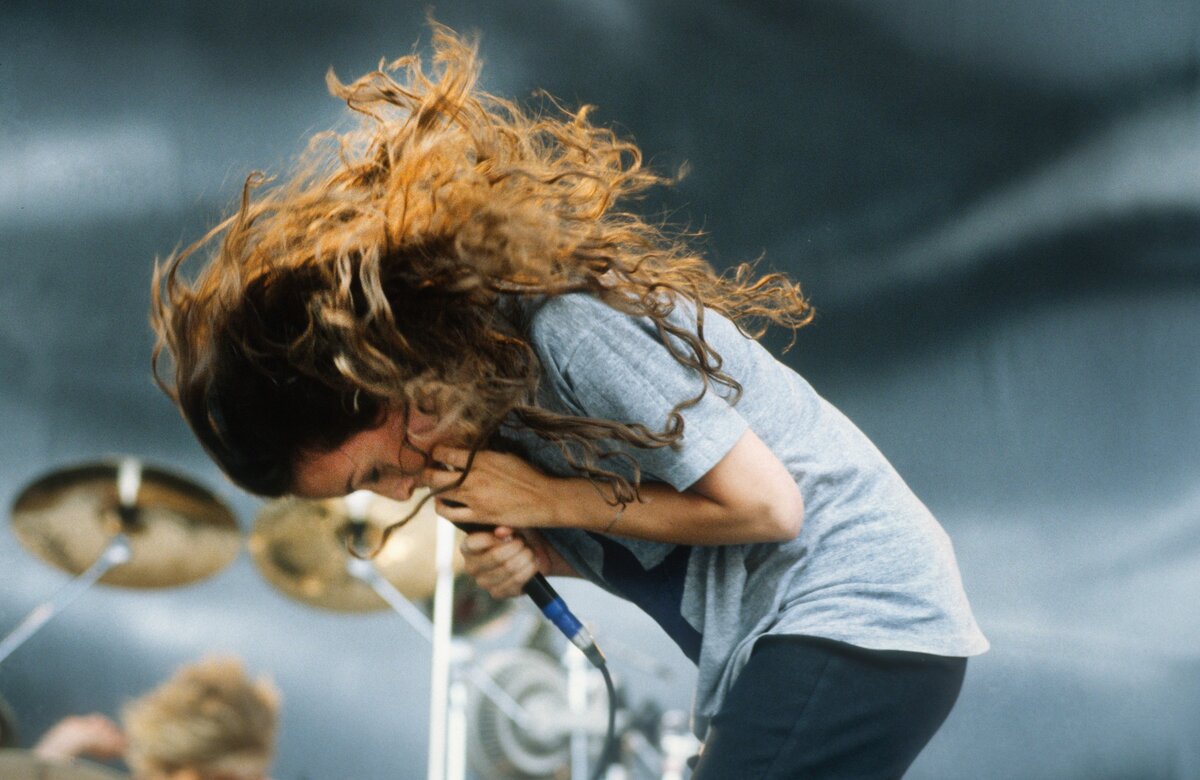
left=756, top=485, right=804, bottom=542
left=778, top=489, right=806, bottom=540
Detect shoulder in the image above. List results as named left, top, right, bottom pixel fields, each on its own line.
left=527, top=293, right=624, bottom=333
left=524, top=293, right=637, bottom=358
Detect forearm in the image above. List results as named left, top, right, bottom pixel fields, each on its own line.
left=545, top=477, right=796, bottom=545
left=430, top=430, right=803, bottom=547
left=541, top=428, right=805, bottom=545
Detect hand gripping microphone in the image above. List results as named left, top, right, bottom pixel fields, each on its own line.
left=455, top=518, right=620, bottom=780
left=455, top=522, right=607, bottom=669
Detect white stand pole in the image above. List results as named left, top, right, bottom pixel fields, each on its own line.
left=346, top=558, right=434, bottom=644
left=2, top=457, right=141, bottom=666
left=350, top=555, right=530, bottom=725
left=427, top=517, right=457, bottom=780
left=0, top=534, right=132, bottom=665
left=345, top=515, right=534, bottom=779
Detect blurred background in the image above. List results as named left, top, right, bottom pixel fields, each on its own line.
left=2, top=1, right=1199, bottom=777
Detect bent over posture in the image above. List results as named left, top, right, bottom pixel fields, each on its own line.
left=152, top=23, right=987, bottom=778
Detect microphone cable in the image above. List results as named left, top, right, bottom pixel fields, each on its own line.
left=456, top=523, right=618, bottom=780
left=593, top=660, right=618, bottom=780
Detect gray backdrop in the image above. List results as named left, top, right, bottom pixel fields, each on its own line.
left=2, top=1, right=1199, bottom=778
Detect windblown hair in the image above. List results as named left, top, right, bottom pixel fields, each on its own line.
left=151, top=22, right=812, bottom=505
left=122, top=657, right=279, bottom=780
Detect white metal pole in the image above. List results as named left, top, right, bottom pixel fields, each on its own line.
left=0, top=534, right=131, bottom=665
left=427, top=517, right=458, bottom=780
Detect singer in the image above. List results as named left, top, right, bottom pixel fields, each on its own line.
left=152, top=22, right=987, bottom=778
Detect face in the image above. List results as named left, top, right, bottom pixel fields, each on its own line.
left=291, top=405, right=445, bottom=501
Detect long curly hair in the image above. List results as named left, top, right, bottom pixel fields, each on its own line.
left=151, top=21, right=812, bottom=508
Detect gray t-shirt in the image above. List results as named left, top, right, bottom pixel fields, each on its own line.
left=502, top=293, right=988, bottom=737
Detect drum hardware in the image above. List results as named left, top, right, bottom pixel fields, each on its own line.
left=248, top=490, right=530, bottom=780
left=464, top=645, right=614, bottom=780
left=246, top=488, right=515, bottom=621
left=249, top=491, right=647, bottom=779
left=345, top=495, right=543, bottom=780
left=1, top=458, right=239, bottom=665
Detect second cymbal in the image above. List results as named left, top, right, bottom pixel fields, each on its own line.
left=248, top=489, right=463, bottom=612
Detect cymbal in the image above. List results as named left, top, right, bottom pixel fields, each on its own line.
left=0, top=749, right=130, bottom=779
left=248, top=489, right=464, bottom=612
left=10, top=459, right=240, bottom=588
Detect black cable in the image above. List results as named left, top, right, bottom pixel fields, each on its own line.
left=591, top=659, right=619, bottom=780
left=452, top=521, right=618, bottom=778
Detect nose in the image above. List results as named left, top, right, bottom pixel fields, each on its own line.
left=392, top=478, right=416, bottom=502
left=377, top=473, right=416, bottom=502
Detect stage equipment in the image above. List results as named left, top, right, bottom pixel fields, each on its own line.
left=603, top=703, right=701, bottom=780
left=465, top=647, right=613, bottom=780
left=248, top=491, right=463, bottom=611
left=1, top=458, right=239, bottom=664
left=450, top=523, right=618, bottom=780
left=0, top=750, right=129, bottom=779
left=248, top=491, right=620, bottom=780
left=248, top=490, right=528, bottom=780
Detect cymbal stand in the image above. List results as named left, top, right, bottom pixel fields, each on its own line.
left=345, top=518, right=533, bottom=780
left=0, top=458, right=142, bottom=666
left=429, top=515, right=456, bottom=780
left=0, top=533, right=131, bottom=665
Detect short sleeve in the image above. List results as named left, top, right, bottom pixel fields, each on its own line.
left=539, top=296, right=748, bottom=491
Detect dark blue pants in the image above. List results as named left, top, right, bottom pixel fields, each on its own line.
left=691, top=635, right=967, bottom=779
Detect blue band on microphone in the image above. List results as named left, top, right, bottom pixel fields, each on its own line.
left=540, top=598, right=584, bottom=639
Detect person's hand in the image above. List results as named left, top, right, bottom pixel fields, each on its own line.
left=32, top=713, right=127, bottom=762
left=423, top=446, right=571, bottom=529
left=459, top=526, right=555, bottom=599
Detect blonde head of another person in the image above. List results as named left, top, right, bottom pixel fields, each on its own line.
left=121, top=657, right=280, bottom=780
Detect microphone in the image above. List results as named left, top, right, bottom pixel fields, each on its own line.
left=455, top=522, right=607, bottom=669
